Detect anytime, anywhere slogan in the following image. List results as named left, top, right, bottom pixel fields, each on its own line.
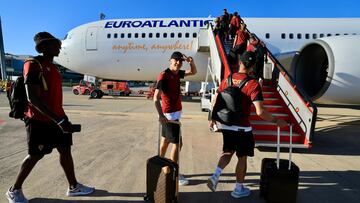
left=112, top=40, right=194, bottom=53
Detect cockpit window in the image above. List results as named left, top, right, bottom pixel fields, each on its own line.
left=64, top=34, right=68, bottom=40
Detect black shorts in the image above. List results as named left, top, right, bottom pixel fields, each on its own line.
left=26, top=119, right=73, bottom=155
left=222, top=129, right=255, bottom=157
left=161, top=122, right=181, bottom=144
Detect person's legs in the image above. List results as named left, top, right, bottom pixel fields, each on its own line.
left=57, top=146, right=95, bottom=196
left=159, top=137, right=169, bottom=158
left=12, top=154, right=43, bottom=190
left=6, top=154, right=43, bottom=203
left=207, top=130, right=236, bottom=192
left=231, top=156, right=251, bottom=198
left=57, top=146, right=77, bottom=187
left=231, top=131, right=254, bottom=198
left=235, top=156, right=247, bottom=183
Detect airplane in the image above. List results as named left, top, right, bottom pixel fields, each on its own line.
left=55, top=17, right=360, bottom=104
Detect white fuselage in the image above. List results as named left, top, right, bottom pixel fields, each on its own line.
left=56, top=18, right=360, bottom=81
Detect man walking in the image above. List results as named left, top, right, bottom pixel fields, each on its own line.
left=207, top=51, right=287, bottom=198
left=5, top=32, right=94, bottom=203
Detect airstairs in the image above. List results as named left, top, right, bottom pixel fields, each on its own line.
left=198, top=26, right=317, bottom=148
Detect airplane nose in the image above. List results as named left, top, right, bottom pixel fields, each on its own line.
left=55, top=41, right=70, bottom=66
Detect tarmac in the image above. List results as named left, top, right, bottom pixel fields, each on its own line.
left=0, top=88, right=360, bottom=203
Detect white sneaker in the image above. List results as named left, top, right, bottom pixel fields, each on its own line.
left=66, top=183, right=95, bottom=197
left=230, top=185, right=251, bottom=198
left=178, top=174, right=189, bottom=186
left=5, top=187, right=28, bottom=203
left=207, top=176, right=219, bottom=192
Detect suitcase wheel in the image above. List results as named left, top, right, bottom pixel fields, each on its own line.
left=144, top=194, right=149, bottom=201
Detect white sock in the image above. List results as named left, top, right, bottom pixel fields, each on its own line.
left=213, top=166, right=222, bottom=179
left=236, top=182, right=244, bottom=190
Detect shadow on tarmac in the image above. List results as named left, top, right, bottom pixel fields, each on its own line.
left=258, top=115, right=360, bottom=156
left=29, top=170, right=360, bottom=202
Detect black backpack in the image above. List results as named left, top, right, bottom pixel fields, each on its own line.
left=7, top=57, right=46, bottom=119
left=211, top=75, right=252, bottom=125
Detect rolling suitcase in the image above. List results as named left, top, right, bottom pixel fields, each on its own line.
left=260, top=125, right=300, bottom=203
left=144, top=121, right=181, bottom=203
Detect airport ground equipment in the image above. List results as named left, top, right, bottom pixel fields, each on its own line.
left=145, top=121, right=181, bottom=203
left=183, top=81, right=201, bottom=96
left=90, top=81, right=131, bottom=99
left=260, top=126, right=299, bottom=203
left=200, top=25, right=317, bottom=148
left=72, top=80, right=94, bottom=95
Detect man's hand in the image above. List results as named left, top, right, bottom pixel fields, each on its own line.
left=209, top=120, right=216, bottom=129
left=184, top=55, right=194, bottom=64
left=159, top=115, right=168, bottom=124
left=57, top=117, right=73, bottom=133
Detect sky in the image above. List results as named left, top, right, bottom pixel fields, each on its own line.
left=1, top=0, right=359, bottom=55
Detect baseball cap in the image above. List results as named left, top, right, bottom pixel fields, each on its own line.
left=240, top=51, right=256, bottom=68
left=34, top=32, right=61, bottom=53
left=170, top=51, right=184, bottom=61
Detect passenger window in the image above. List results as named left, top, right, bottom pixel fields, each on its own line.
left=335, top=33, right=340, bottom=36
left=193, top=33, right=197, bottom=38
left=171, top=33, right=175, bottom=38
left=107, top=33, right=111, bottom=38
left=281, top=33, right=286, bottom=39
left=289, top=33, right=294, bottom=39
left=178, top=33, right=182, bottom=38
left=320, top=33, right=324, bottom=38
left=156, top=33, right=160, bottom=38
left=149, top=33, right=153, bottom=38
left=114, top=33, right=118, bottom=38
left=265, top=33, right=270, bottom=39
left=163, top=33, right=168, bottom=38
left=128, top=33, right=132, bottom=38
left=327, top=33, right=332, bottom=37
left=121, top=33, right=125, bottom=38
left=142, top=33, right=146, bottom=38
left=305, top=34, right=310, bottom=39
left=135, top=33, right=139, bottom=38
left=185, top=33, right=190, bottom=38
left=297, top=33, right=302, bottom=39
left=313, top=34, right=317, bottom=39
left=344, top=33, right=348, bottom=35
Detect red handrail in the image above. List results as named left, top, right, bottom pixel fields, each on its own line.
left=215, top=35, right=232, bottom=80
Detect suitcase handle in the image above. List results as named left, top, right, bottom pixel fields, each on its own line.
left=276, top=125, right=293, bottom=170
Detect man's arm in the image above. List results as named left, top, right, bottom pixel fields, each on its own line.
left=25, top=84, right=58, bottom=122
left=153, top=88, right=168, bottom=124
left=253, top=101, right=287, bottom=127
left=184, top=56, right=197, bottom=77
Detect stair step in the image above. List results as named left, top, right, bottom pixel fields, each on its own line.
left=250, top=121, right=292, bottom=131
left=263, top=98, right=282, bottom=105
left=262, top=86, right=276, bottom=92
left=253, top=130, right=303, bottom=143
left=251, top=105, right=285, bottom=113
left=249, top=112, right=291, bottom=122
left=255, top=141, right=308, bottom=148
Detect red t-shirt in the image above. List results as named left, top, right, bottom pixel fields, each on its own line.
left=156, top=68, right=185, bottom=113
left=234, top=30, right=250, bottom=46
left=23, top=57, right=65, bottom=122
left=217, top=73, right=263, bottom=127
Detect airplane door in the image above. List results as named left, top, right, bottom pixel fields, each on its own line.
left=86, top=27, right=98, bottom=51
